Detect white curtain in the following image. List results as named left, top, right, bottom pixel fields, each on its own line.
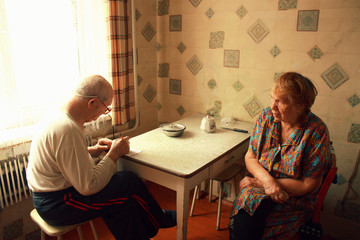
left=0, top=0, right=19, bottom=130
left=0, top=0, right=108, bottom=145
left=72, top=0, right=109, bottom=80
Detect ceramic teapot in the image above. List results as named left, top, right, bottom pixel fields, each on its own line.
left=200, top=115, right=216, bottom=133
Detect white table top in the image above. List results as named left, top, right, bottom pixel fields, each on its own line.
left=123, top=114, right=254, bottom=178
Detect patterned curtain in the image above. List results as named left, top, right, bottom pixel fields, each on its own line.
left=104, top=0, right=136, bottom=126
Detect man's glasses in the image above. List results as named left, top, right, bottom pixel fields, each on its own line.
left=74, top=92, right=112, bottom=115
left=97, top=97, right=112, bottom=115
left=96, top=97, right=115, bottom=138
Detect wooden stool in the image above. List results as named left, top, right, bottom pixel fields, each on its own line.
left=190, top=163, right=244, bottom=230
left=30, top=209, right=99, bottom=240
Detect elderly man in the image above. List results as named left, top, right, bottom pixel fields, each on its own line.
left=26, top=75, right=176, bottom=240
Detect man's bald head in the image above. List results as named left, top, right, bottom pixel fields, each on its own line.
left=74, top=75, right=113, bottom=101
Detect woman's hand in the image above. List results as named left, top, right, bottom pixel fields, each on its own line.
left=239, top=175, right=289, bottom=203
left=239, top=176, right=262, bottom=191
left=263, top=178, right=289, bottom=203
left=271, top=190, right=289, bottom=204
left=88, top=138, right=113, bottom=157
left=244, top=149, right=289, bottom=203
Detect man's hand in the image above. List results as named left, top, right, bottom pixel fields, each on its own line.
left=106, top=136, right=130, bottom=162
left=98, top=138, right=113, bottom=149
left=88, top=138, right=113, bottom=157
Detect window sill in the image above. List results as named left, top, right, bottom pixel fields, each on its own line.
left=0, top=126, right=35, bottom=150
left=0, top=115, right=113, bottom=150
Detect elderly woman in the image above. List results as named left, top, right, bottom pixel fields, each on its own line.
left=229, top=72, right=332, bottom=239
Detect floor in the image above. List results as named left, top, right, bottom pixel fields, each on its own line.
left=44, top=181, right=338, bottom=240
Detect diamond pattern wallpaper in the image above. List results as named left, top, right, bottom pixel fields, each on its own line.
left=269, top=45, right=281, bottom=58
left=141, top=22, right=156, bottom=42
left=307, top=45, right=323, bottom=61
left=186, top=55, right=203, bottom=75
left=143, top=84, right=157, bottom=103
left=177, top=42, right=186, bottom=53
left=247, top=19, right=270, bottom=44
left=348, top=124, right=360, bottom=144
left=321, top=63, right=349, bottom=90
left=189, top=0, right=202, bottom=8
left=278, top=0, right=297, bottom=10
left=205, top=8, right=214, bottom=19
left=236, top=5, right=248, bottom=19
left=233, top=81, right=244, bottom=92
left=243, top=96, right=263, bottom=118
left=348, top=94, right=360, bottom=107
left=208, top=79, right=216, bottom=89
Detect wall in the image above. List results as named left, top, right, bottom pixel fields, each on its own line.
left=134, top=0, right=360, bottom=239
left=133, top=0, right=161, bottom=136
left=0, top=143, right=39, bottom=240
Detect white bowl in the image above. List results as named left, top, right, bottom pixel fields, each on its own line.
left=161, top=123, right=186, bottom=137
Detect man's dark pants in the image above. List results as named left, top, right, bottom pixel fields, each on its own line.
left=32, top=171, right=164, bottom=240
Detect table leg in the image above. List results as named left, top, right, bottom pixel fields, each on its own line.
left=176, top=186, right=189, bottom=240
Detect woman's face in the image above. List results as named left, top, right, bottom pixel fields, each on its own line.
left=270, top=88, right=303, bottom=124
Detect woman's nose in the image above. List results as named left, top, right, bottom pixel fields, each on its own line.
left=270, top=100, right=277, bottom=110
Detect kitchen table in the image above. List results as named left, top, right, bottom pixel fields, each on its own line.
left=120, top=114, right=254, bottom=239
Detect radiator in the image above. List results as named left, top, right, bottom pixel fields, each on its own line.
left=0, top=153, right=31, bottom=209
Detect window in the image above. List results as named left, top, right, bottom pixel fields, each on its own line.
left=0, top=0, right=109, bottom=143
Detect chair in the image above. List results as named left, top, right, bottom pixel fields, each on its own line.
left=298, top=144, right=338, bottom=239
left=30, top=209, right=99, bottom=240
left=190, top=163, right=244, bottom=230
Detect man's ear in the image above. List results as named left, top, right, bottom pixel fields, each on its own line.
left=88, top=98, right=97, bottom=109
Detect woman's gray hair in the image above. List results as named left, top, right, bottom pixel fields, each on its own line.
left=74, top=75, right=112, bottom=101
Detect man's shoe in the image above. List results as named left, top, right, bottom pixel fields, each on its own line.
left=159, top=210, right=177, bottom=228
